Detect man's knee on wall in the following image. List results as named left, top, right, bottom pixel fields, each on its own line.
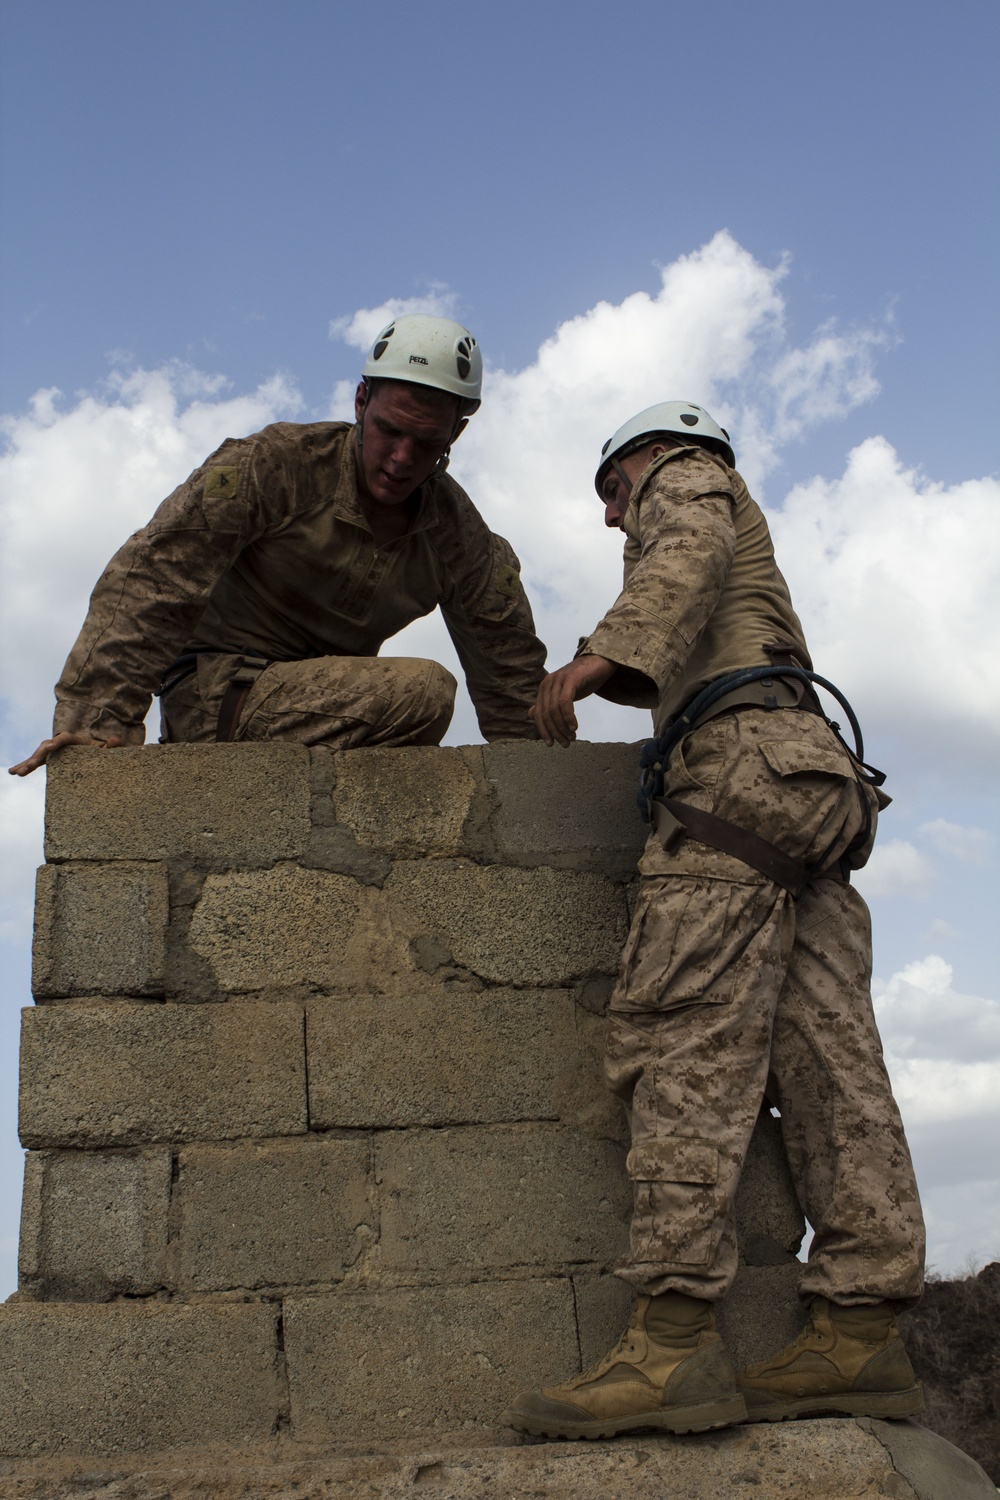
left=413, top=660, right=457, bottom=740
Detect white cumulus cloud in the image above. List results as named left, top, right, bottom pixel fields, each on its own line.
left=875, top=955, right=1000, bottom=1103
left=919, top=818, right=993, bottom=865
left=768, top=437, right=1000, bottom=762
left=329, top=286, right=458, bottom=351
left=854, top=840, right=935, bottom=900
left=874, top=956, right=1000, bottom=1267
left=0, top=364, right=301, bottom=733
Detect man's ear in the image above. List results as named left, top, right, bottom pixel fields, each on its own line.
left=450, top=416, right=469, bottom=446
left=354, top=381, right=368, bottom=423
left=648, top=443, right=668, bottom=460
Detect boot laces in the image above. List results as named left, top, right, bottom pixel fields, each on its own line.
left=569, top=1327, right=638, bottom=1387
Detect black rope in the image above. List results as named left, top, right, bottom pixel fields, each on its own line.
left=637, top=666, right=885, bottom=821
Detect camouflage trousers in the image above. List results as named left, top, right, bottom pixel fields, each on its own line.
left=607, top=707, right=925, bottom=1308
left=160, top=652, right=457, bottom=748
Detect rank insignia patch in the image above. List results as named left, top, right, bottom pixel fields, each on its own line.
left=203, top=466, right=239, bottom=499
left=495, top=563, right=521, bottom=601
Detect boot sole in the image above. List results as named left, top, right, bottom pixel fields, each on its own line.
left=740, top=1386, right=923, bottom=1424
left=506, top=1394, right=748, bottom=1441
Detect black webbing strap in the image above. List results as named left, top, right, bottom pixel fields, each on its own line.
left=215, top=656, right=269, bottom=743
left=652, top=796, right=845, bottom=899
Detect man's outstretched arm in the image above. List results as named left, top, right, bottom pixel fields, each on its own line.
left=528, top=655, right=616, bottom=747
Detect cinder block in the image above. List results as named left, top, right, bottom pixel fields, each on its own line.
left=0, top=1301, right=280, bottom=1455
left=331, top=745, right=479, bottom=857
left=716, top=1263, right=806, bottom=1370
left=388, top=862, right=629, bottom=987
left=18, top=1149, right=170, bottom=1300
left=481, top=740, right=648, bottom=874
left=176, top=1137, right=372, bottom=1291
left=735, top=1110, right=806, bottom=1260
left=44, top=743, right=311, bottom=868
left=283, top=1281, right=577, bottom=1441
left=307, top=988, right=621, bottom=1135
left=188, top=866, right=401, bottom=995
left=19, top=1001, right=306, bottom=1148
left=32, top=863, right=168, bottom=998
left=377, top=1125, right=630, bottom=1272
left=190, top=862, right=628, bottom=995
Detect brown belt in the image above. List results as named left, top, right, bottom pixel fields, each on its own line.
left=651, top=796, right=846, bottom=899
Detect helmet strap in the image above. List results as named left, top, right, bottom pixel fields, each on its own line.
left=611, top=458, right=635, bottom=502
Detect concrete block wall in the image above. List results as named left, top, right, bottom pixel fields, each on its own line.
left=3, top=742, right=806, bottom=1457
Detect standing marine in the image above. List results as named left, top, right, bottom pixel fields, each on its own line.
left=511, top=401, right=925, bottom=1438
left=11, top=315, right=545, bottom=776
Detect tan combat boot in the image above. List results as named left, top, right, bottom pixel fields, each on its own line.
left=505, top=1291, right=747, bottom=1440
left=737, top=1298, right=923, bottom=1422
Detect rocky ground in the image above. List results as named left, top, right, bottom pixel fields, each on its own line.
left=900, top=1260, right=1000, bottom=1483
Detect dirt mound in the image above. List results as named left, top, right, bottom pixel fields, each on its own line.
left=900, top=1260, right=1000, bottom=1483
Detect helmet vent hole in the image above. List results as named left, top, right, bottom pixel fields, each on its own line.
left=456, top=355, right=471, bottom=379
left=372, top=340, right=389, bottom=362
left=680, top=414, right=699, bottom=426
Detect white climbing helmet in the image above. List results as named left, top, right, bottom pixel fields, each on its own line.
left=362, top=314, right=483, bottom=412
left=595, top=400, right=734, bottom=494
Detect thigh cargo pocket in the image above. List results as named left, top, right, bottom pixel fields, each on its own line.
left=627, top=1138, right=721, bottom=1266
left=612, top=877, right=774, bottom=1012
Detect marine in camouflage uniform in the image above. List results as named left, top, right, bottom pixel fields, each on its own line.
left=52, top=418, right=544, bottom=748
left=510, top=403, right=925, bottom=1440
left=12, top=316, right=545, bottom=773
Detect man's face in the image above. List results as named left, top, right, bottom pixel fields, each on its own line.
left=354, top=380, right=465, bottom=508
left=599, top=446, right=660, bottom=531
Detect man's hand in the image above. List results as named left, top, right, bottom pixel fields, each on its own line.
left=8, top=732, right=124, bottom=777
left=529, top=656, right=616, bottom=747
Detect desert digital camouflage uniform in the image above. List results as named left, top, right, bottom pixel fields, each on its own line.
left=579, top=444, right=925, bottom=1308
left=53, top=422, right=546, bottom=746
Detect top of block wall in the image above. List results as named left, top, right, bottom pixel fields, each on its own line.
left=43, top=742, right=648, bottom=875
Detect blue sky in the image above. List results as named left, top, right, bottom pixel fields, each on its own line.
left=1, top=0, right=998, bottom=1295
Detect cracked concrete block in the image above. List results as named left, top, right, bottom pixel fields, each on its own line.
left=377, top=1124, right=630, bottom=1272
left=331, top=745, right=479, bottom=857
left=307, top=988, right=624, bottom=1136
left=735, top=1109, right=806, bottom=1259
left=175, top=1137, right=372, bottom=1292
left=44, top=743, right=311, bottom=867
left=0, top=1301, right=280, bottom=1455
left=857, top=1417, right=1000, bottom=1500
left=32, top=863, right=168, bottom=998
left=190, top=861, right=628, bottom=995
left=188, top=865, right=411, bottom=995
left=19, top=1001, right=306, bottom=1148
left=482, top=739, right=648, bottom=874
left=18, top=1149, right=170, bottom=1300
left=284, top=1280, right=577, bottom=1441
left=388, top=862, right=629, bottom=986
